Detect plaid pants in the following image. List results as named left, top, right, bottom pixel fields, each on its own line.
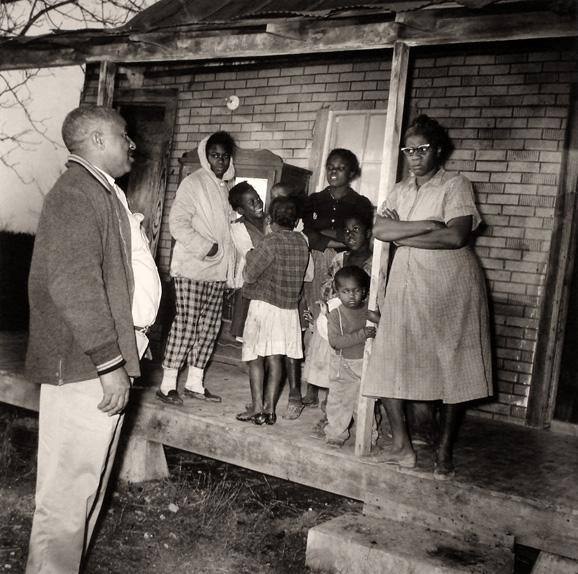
left=163, top=278, right=225, bottom=370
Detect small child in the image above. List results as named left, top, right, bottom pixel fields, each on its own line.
left=304, top=211, right=381, bottom=433
left=228, top=181, right=265, bottom=340
left=324, top=266, right=379, bottom=447
left=266, top=182, right=305, bottom=232
left=237, top=196, right=310, bottom=426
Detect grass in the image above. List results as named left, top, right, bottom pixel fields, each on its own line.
left=0, top=403, right=358, bottom=573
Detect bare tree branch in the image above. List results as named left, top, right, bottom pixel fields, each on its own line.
left=0, top=0, right=149, bottom=184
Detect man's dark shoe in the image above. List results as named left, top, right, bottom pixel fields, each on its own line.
left=156, top=389, right=183, bottom=406
left=183, top=388, right=222, bottom=403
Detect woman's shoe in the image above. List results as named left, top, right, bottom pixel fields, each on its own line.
left=264, top=413, right=277, bottom=425
left=252, top=412, right=267, bottom=425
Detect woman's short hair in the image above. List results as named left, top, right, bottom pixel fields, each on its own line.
left=269, top=196, right=299, bottom=230
left=206, top=131, right=237, bottom=155
left=326, top=148, right=361, bottom=179
left=228, top=181, right=254, bottom=210
left=405, top=114, right=454, bottom=164
left=334, top=265, right=371, bottom=292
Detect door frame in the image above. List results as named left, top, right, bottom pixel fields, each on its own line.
left=114, top=88, right=178, bottom=257
left=527, top=86, right=578, bottom=428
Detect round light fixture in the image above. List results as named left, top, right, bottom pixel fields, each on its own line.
left=226, top=95, right=240, bottom=110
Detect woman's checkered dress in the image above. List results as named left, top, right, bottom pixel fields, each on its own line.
left=363, top=169, right=492, bottom=404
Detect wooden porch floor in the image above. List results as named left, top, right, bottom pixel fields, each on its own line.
left=1, top=331, right=578, bottom=560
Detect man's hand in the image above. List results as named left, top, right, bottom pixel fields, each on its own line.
left=207, top=242, right=218, bottom=257
left=98, top=367, right=131, bottom=416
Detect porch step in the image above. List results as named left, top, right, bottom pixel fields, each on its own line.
left=306, top=513, right=514, bottom=574
left=532, top=552, right=578, bottom=574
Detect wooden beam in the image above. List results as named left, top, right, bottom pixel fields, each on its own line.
left=308, top=108, right=331, bottom=195
left=96, top=61, right=117, bottom=106
left=355, top=41, right=410, bottom=457
left=526, top=89, right=578, bottom=428
left=0, top=10, right=575, bottom=71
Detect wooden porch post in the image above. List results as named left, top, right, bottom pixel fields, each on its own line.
left=526, top=89, right=578, bottom=428
left=355, top=41, right=410, bottom=457
left=96, top=60, right=117, bottom=106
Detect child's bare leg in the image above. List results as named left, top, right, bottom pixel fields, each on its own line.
left=248, top=357, right=265, bottom=412
left=237, top=358, right=264, bottom=422
left=302, top=383, right=319, bottom=407
left=286, top=357, right=302, bottom=402
left=283, top=357, right=304, bottom=420
left=263, top=355, right=283, bottom=424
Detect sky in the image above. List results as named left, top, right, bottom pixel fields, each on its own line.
left=0, top=0, right=151, bottom=235
left=0, top=66, right=85, bottom=234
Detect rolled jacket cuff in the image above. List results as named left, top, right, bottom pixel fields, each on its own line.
left=96, top=355, right=125, bottom=375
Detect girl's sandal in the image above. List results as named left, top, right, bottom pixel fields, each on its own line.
left=236, top=410, right=255, bottom=422
left=282, top=400, right=304, bottom=420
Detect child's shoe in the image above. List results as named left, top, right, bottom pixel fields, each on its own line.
left=325, top=438, right=345, bottom=449
left=309, top=427, right=326, bottom=440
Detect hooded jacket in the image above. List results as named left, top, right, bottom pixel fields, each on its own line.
left=169, top=136, right=235, bottom=282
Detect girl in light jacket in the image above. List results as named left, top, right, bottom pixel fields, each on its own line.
left=157, top=131, right=236, bottom=405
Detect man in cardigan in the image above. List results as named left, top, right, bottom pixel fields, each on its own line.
left=25, top=106, right=161, bottom=574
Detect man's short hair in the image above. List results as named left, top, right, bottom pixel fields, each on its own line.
left=61, top=105, right=124, bottom=154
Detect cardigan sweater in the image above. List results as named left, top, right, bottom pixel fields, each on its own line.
left=26, top=157, right=140, bottom=385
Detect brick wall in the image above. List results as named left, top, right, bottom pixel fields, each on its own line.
left=407, top=45, right=574, bottom=422
left=125, top=57, right=393, bottom=276
left=84, top=39, right=576, bottom=423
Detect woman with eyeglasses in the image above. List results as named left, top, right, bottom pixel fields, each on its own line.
left=157, top=131, right=237, bottom=406
left=364, top=114, right=492, bottom=479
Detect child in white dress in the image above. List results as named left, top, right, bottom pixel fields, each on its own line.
left=238, top=197, right=310, bottom=425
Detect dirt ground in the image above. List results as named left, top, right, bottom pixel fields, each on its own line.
left=0, top=405, right=359, bottom=574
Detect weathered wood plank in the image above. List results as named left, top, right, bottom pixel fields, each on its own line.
left=2, top=363, right=578, bottom=559
left=308, top=108, right=331, bottom=194
left=527, top=90, right=578, bottom=428
left=96, top=61, right=116, bottom=106
left=532, top=551, right=578, bottom=574
left=0, top=11, right=575, bottom=71
left=364, top=478, right=578, bottom=562
left=0, top=371, right=39, bottom=412
left=355, top=41, right=409, bottom=457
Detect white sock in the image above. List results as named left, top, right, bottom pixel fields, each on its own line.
left=184, top=366, right=204, bottom=393
left=159, top=367, right=178, bottom=394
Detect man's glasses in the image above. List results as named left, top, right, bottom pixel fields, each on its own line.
left=209, top=152, right=231, bottom=161
left=400, top=144, right=431, bottom=157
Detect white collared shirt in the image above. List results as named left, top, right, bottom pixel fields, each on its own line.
left=95, top=167, right=162, bottom=329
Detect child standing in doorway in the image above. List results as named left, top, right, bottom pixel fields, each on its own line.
left=237, top=196, right=310, bottom=425
left=324, top=266, right=379, bottom=447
